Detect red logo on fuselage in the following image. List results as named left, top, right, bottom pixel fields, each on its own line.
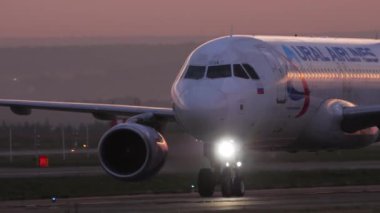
left=287, top=78, right=310, bottom=118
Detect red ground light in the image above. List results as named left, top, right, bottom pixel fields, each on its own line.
left=39, top=155, right=49, bottom=168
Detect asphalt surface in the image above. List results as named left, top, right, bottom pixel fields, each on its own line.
left=1, top=185, right=380, bottom=212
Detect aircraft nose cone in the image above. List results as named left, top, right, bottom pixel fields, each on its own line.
left=176, top=86, right=227, bottom=137
left=180, top=86, right=227, bottom=111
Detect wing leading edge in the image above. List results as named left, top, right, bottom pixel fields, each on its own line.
left=0, top=99, right=175, bottom=121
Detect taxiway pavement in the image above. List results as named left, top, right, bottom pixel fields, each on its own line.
left=1, top=185, right=380, bottom=212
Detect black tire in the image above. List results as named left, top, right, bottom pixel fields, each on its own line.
left=232, top=176, right=245, bottom=197
left=221, top=168, right=233, bottom=197
left=197, top=168, right=216, bottom=197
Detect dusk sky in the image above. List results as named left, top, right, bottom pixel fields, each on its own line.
left=1, top=0, right=380, bottom=38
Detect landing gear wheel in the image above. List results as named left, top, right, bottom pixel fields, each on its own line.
left=197, top=168, right=216, bottom=197
left=221, top=168, right=233, bottom=197
left=232, top=176, right=245, bottom=197
left=221, top=167, right=245, bottom=197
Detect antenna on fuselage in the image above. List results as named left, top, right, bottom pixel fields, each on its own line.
left=230, top=25, right=234, bottom=37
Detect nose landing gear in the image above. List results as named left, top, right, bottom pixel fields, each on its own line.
left=197, top=165, right=245, bottom=197
left=221, top=167, right=245, bottom=197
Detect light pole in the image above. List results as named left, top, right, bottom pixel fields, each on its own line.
left=61, top=126, right=66, bottom=160
left=9, top=127, right=12, bottom=163
left=86, top=125, right=90, bottom=159
left=34, top=126, right=37, bottom=159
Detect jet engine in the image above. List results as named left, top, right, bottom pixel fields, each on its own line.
left=98, top=123, right=168, bottom=181
left=299, top=99, right=379, bottom=150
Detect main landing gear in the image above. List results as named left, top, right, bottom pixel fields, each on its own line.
left=197, top=164, right=245, bottom=197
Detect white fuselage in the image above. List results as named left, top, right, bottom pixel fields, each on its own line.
left=171, top=35, right=380, bottom=151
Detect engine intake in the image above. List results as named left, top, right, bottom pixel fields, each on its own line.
left=98, top=123, right=168, bottom=181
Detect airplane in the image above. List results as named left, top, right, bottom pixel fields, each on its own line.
left=0, top=35, right=380, bottom=197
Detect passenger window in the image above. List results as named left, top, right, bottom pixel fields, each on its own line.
left=184, top=66, right=206, bottom=79
left=207, top=65, right=232, bottom=79
left=242, top=64, right=259, bottom=79
left=233, top=64, right=250, bottom=79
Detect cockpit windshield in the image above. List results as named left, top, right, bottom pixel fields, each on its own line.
left=233, top=64, right=250, bottom=79
left=206, top=65, right=232, bottom=79
left=242, top=64, right=259, bottom=79
left=184, top=66, right=206, bottom=79
left=183, top=64, right=260, bottom=80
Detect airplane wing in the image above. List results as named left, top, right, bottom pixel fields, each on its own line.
left=341, top=105, right=380, bottom=133
left=0, top=99, right=175, bottom=121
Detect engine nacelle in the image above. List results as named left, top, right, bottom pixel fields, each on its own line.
left=299, top=99, right=379, bottom=150
left=98, top=123, right=168, bottom=181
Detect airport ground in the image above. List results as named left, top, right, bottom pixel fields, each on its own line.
left=1, top=163, right=380, bottom=212
left=2, top=135, right=380, bottom=211
left=1, top=146, right=380, bottom=198
left=2, top=167, right=380, bottom=201
left=1, top=185, right=380, bottom=212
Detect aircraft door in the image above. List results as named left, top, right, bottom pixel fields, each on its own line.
left=259, top=46, right=287, bottom=104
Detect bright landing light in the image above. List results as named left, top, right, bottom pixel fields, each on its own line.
left=217, top=139, right=236, bottom=159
